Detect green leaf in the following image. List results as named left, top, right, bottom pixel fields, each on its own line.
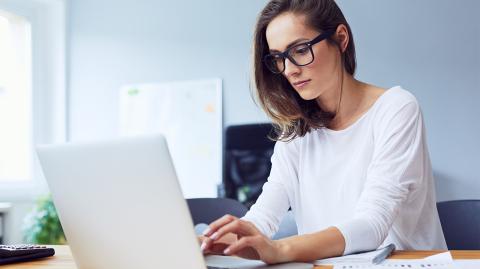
left=22, top=194, right=66, bottom=244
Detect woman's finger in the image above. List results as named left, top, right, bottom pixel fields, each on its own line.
left=198, top=235, right=206, bottom=245
left=210, top=219, right=257, bottom=241
left=205, top=241, right=230, bottom=255
left=223, top=235, right=261, bottom=256
left=200, top=236, right=213, bottom=252
left=199, top=235, right=214, bottom=253
left=203, top=214, right=238, bottom=237
left=201, top=231, right=238, bottom=253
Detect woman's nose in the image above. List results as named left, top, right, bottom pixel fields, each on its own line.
left=284, top=58, right=301, bottom=77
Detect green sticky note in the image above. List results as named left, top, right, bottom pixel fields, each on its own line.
left=128, top=88, right=140, bottom=96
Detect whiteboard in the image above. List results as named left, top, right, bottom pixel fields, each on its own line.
left=119, top=79, right=222, bottom=198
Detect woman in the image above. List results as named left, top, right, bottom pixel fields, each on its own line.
left=201, top=0, right=446, bottom=264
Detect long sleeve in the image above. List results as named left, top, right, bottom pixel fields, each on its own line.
left=336, top=98, right=428, bottom=254
left=242, top=141, right=298, bottom=238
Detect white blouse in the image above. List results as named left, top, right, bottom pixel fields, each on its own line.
left=242, top=86, right=447, bottom=255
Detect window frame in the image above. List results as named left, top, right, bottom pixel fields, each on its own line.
left=0, top=0, right=66, bottom=201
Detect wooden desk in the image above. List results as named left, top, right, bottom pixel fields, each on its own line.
left=2, top=246, right=479, bottom=268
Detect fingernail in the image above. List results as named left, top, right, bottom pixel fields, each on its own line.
left=200, top=242, right=207, bottom=251
left=224, top=247, right=230, bottom=254
left=202, top=227, right=211, bottom=236
left=210, top=232, right=218, bottom=240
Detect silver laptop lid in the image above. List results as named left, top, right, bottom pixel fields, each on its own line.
left=37, top=134, right=206, bottom=269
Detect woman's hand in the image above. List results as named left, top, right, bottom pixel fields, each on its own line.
left=198, top=234, right=231, bottom=255
left=201, top=214, right=290, bottom=264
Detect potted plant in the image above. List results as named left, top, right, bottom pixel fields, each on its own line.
left=22, top=194, right=66, bottom=244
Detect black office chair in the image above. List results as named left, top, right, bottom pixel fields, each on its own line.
left=186, top=198, right=248, bottom=225
left=437, top=200, right=480, bottom=250
left=186, top=197, right=297, bottom=239
left=223, top=123, right=276, bottom=208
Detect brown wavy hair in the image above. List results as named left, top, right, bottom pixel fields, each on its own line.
left=252, top=0, right=356, bottom=141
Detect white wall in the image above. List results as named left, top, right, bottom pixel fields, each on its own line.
left=68, top=0, right=270, bottom=142
left=68, top=0, right=480, bottom=202
left=336, top=0, right=480, bottom=200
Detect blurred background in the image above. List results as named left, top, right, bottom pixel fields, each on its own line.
left=0, top=0, right=478, bottom=245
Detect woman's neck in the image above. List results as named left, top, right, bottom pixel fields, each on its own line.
left=316, top=73, right=386, bottom=131
left=315, top=72, right=364, bottom=115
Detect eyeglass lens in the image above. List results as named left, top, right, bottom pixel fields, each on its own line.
left=265, top=43, right=313, bottom=73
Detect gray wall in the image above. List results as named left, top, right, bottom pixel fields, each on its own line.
left=68, top=0, right=480, bottom=201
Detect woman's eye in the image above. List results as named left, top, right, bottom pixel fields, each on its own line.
left=294, top=46, right=309, bottom=55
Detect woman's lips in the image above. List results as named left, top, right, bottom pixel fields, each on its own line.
left=293, top=79, right=311, bottom=88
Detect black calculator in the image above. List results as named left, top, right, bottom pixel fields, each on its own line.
left=0, top=244, right=55, bottom=265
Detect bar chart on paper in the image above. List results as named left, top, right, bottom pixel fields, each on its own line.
left=119, top=79, right=222, bottom=198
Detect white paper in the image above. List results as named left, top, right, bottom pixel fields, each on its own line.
left=333, top=262, right=454, bottom=269
left=453, top=260, right=480, bottom=269
left=204, top=255, right=312, bottom=269
left=424, top=251, right=454, bottom=262
left=332, top=251, right=456, bottom=269
left=119, top=79, right=223, bottom=198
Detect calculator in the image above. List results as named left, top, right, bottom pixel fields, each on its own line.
left=0, top=244, right=55, bottom=265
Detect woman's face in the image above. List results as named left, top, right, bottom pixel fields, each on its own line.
left=265, top=12, right=342, bottom=100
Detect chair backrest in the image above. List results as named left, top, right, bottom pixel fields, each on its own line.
left=437, top=199, right=480, bottom=250
left=224, top=123, right=276, bottom=208
left=186, top=198, right=248, bottom=225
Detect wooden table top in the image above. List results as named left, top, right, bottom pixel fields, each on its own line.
left=2, top=246, right=479, bottom=269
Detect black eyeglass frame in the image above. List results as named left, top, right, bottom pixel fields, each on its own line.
left=263, top=29, right=336, bottom=74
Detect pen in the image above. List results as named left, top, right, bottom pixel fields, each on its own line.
left=372, top=243, right=396, bottom=265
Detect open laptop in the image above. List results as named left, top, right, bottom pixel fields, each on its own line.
left=36, top=134, right=311, bottom=269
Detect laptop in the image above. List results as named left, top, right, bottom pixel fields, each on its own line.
left=36, top=134, right=311, bottom=269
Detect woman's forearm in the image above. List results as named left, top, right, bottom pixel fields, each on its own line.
left=277, top=226, right=346, bottom=262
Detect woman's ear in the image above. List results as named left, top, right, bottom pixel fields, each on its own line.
left=334, top=24, right=349, bottom=53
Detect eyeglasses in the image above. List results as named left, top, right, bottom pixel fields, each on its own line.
left=263, top=30, right=335, bottom=74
